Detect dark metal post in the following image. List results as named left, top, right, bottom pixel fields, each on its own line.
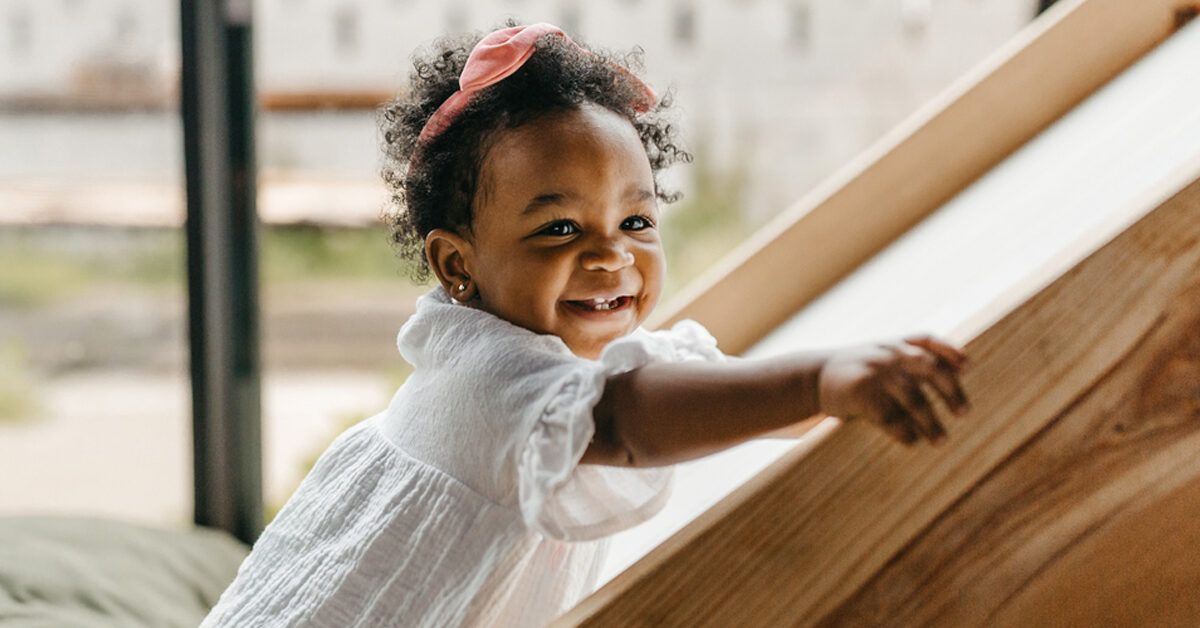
left=180, top=0, right=263, bottom=545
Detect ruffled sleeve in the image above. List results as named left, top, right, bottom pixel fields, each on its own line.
left=516, top=319, right=725, bottom=542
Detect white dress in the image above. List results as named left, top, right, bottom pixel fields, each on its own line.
left=200, top=285, right=726, bottom=627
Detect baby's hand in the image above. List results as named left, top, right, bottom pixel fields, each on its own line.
left=816, top=335, right=970, bottom=446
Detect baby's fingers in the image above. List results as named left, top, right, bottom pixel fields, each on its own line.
left=892, top=342, right=970, bottom=416
left=904, top=334, right=969, bottom=371
left=878, top=401, right=920, bottom=446
left=914, top=359, right=970, bottom=416
left=930, top=367, right=970, bottom=416
left=883, top=373, right=946, bottom=445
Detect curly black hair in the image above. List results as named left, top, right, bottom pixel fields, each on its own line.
left=377, top=20, right=693, bottom=283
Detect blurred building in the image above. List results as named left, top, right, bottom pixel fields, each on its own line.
left=0, top=0, right=176, bottom=109
left=0, top=0, right=1036, bottom=221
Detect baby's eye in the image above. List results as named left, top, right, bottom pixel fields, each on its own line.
left=622, top=215, right=654, bottom=231
left=539, top=220, right=578, bottom=237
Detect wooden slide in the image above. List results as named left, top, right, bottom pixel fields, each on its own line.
left=554, top=0, right=1200, bottom=625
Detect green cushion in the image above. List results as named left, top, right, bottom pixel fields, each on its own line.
left=0, top=516, right=248, bottom=627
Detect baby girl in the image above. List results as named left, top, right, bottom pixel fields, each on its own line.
left=201, top=21, right=969, bottom=627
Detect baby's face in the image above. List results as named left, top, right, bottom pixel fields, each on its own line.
left=465, top=103, right=664, bottom=359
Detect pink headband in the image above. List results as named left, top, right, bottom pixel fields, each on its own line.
left=416, top=22, right=658, bottom=144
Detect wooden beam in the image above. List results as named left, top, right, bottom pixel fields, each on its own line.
left=554, top=161, right=1200, bottom=625
left=258, top=89, right=394, bottom=111
left=649, top=0, right=1187, bottom=355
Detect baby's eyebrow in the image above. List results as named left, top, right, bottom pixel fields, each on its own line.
left=520, top=187, right=655, bottom=215
left=522, top=192, right=573, bottom=215
left=627, top=188, right=655, bottom=203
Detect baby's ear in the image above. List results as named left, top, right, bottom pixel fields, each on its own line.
left=425, top=228, right=475, bottom=299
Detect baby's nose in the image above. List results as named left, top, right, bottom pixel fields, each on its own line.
left=580, top=237, right=634, bottom=271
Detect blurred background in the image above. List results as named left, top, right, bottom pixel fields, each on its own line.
left=0, top=0, right=1041, bottom=528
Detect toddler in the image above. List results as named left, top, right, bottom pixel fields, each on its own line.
left=202, top=21, right=969, bottom=627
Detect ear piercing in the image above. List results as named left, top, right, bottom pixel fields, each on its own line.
left=451, top=281, right=470, bottom=304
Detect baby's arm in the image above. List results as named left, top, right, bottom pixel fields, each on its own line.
left=582, top=335, right=969, bottom=468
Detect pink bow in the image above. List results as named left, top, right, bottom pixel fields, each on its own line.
left=416, top=23, right=657, bottom=144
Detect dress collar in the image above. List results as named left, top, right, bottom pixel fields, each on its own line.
left=396, top=285, right=571, bottom=367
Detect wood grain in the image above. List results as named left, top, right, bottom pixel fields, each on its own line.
left=553, top=163, right=1200, bottom=626
left=649, top=0, right=1185, bottom=355
left=819, top=282, right=1200, bottom=627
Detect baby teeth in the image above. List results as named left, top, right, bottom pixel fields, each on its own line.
left=586, top=297, right=619, bottom=311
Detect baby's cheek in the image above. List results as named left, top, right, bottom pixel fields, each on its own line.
left=642, top=258, right=666, bottom=307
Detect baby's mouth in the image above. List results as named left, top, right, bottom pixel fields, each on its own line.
left=562, top=295, right=634, bottom=314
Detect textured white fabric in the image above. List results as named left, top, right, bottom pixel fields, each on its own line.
left=201, top=285, right=725, bottom=627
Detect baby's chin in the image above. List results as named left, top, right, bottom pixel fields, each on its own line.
left=562, top=327, right=638, bottom=361
left=552, top=302, right=647, bottom=359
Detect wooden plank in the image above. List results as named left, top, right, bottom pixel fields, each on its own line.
left=649, top=0, right=1188, bottom=355
left=820, top=279, right=1200, bottom=626
left=554, top=162, right=1200, bottom=625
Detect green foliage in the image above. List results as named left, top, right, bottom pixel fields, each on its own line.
left=0, top=228, right=182, bottom=308
left=261, top=226, right=421, bottom=284
left=0, top=248, right=93, bottom=306
left=122, top=235, right=185, bottom=284
left=660, top=154, right=753, bottom=301
left=0, top=341, right=40, bottom=424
